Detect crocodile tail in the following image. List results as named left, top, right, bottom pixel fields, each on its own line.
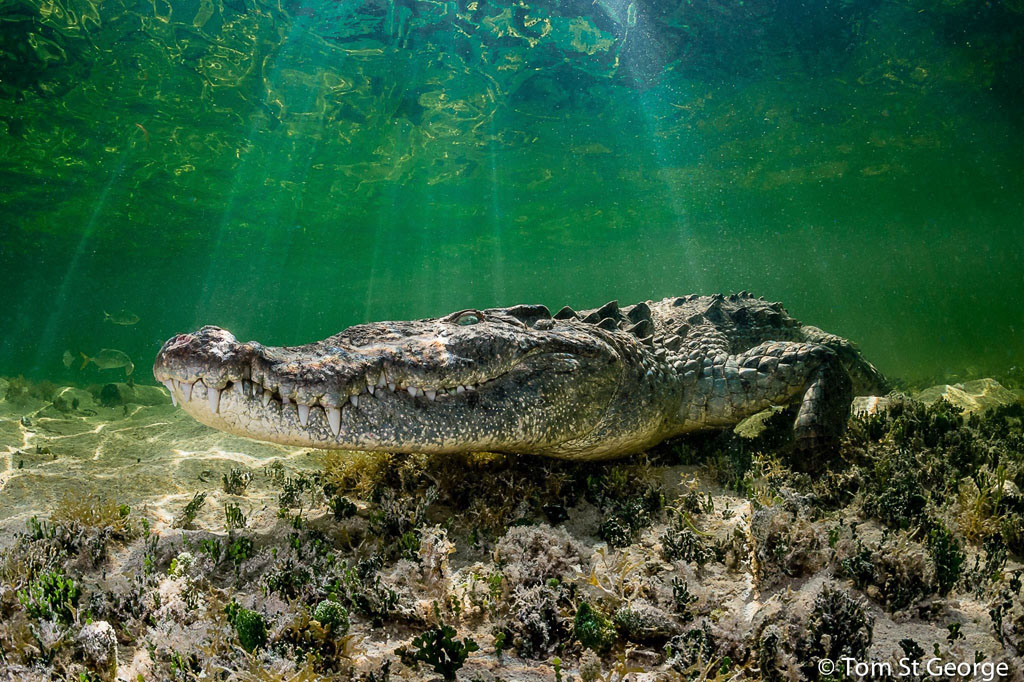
left=820, top=342, right=889, bottom=395
left=846, top=357, right=890, bottom=396
left=798, top=325, right=889, bottom=395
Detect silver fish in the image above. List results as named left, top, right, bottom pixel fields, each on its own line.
left=80, top=349, right=134, bottom=376
left=104, top=310, right=140, bottom=326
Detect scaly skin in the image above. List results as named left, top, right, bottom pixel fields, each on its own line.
left=153, top=293, right=888, bottom=460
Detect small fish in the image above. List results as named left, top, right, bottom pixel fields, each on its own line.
left=571, top=143, right=612, bottom=155
left=62, top=350, right=74, bottom=368
left=80, top=349, right=135, bottom=377
left=104, top=310, right=140, bottom=325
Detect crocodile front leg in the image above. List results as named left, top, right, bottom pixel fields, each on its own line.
left=740, top=341, right=853, bottom=452
left=681, top=341, right=853, bottom=452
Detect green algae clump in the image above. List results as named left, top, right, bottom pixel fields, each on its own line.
left=400, top=624, right=479, bottom=681
left=574, top=602, right=616, bottom=653
left=225, top=601, right=268, bottom=653
left=312, top=599, right=349, bottom=635
left=18, top=570, right=80, bottom=625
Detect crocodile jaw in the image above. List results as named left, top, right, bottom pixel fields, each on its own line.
left=154, top=321, right=624, bottom=455
left=162, top=375, right=517, bottom=452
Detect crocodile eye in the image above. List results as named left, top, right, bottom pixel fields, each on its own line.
left=456, top=312, right=480, bottom=326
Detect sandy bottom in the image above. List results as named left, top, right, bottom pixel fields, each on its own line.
left=0, top=383, right=314, bottom=540
left=1, top=377, right=1022, bottom=681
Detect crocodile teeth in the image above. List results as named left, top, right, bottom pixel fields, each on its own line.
left=456, top=385, right=465, bottom=394
left=350, top=395, right=359, bottom=408
left=367, top=385, right=375, bottom=396
left=163, top=380, right=176, bottom=406
left=424, top=389, right=436, bottom=401
left=387, top=382, right=396, bottom=392
left=327, top=407, right=341, bottom=436
left=297, top=403, right=310, bottom=426
left=408, top=386, right=421, bottom=398
left=208, top=387, right=221, bottom=414
left=262, top=390, right=272, bottom=407
left=179, top=381, right=193, bottom=402
left=376, top=374, right=386, bottom=387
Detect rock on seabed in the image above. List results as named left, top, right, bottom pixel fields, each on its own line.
left=914, top=378, right=1019, bottom=414
left=852, top=377, right=1019, bottom=417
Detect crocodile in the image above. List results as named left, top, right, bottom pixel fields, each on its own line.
left=153, top=293, right=888, bottom=461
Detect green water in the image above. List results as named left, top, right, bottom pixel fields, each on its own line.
left=2, top=0, right=1022, bottom=384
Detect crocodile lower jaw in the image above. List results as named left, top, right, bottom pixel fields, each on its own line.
left=163, top=375, right=501, bottom=451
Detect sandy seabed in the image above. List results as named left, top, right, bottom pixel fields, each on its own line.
left=1, top=375, right=1022, bottom=681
